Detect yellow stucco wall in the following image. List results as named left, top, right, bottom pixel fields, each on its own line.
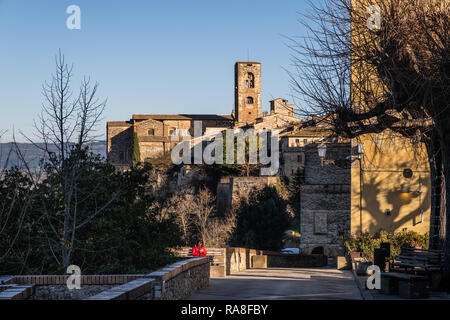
left=351, top=130, right=431, bottom=235
left=349, top=0, right=431, bottom=236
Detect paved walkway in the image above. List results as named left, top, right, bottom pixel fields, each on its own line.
left=355, top=273, right=450, bottom=300
left=189, top=267, right=362, bottom=300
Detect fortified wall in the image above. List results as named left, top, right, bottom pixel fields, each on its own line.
left=216, top=176, right=280, bottom=215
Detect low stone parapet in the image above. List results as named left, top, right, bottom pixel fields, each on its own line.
left=3, top=257, right=210, bottom=300
left=86, top=278, right=154, bottom=300
left=250, top=252, right=328, bottom=268
left=6, top=274, right=146, bottom=300
left=251, top=255, right=268, bottom=268
left=147, top=257, right=210, bottom=300
left=86, top=257, right=210, bottom=300
left=0, top=284, right=35, bottom=300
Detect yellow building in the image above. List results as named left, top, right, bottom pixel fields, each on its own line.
left=349, top=0, right=431, bottom=237
left=350, top=131, right=431, bottom=236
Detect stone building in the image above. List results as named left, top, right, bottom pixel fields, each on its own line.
left=107, top=61, right=300, bottom=168
left=107, top=114, right=234, bottom=168
left=279, top=124, right=431, bottom=258
left=280, top=127, right=352, bottom=257
left=106, top=60, right=432, bottom=259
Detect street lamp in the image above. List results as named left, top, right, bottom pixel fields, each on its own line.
left=317, top=143, right=327, bottom=167
left=357, top=143, right=364, bottom=159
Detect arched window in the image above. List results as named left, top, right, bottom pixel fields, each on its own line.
left=246, top=96, right=254, bottom=104
left=148, top=129, right=155, bottom=136
left=246, top=73, right=255, bottom=88
left=311, top=246, right=324, bottom=255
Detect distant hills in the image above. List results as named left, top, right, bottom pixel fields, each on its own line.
left=0, top=141, right=107, bottom=169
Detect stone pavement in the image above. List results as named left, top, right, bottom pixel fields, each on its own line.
left=189, top=267, right=362, bottom=300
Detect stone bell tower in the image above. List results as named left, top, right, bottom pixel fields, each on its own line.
left=234, top=62, right=261, bottom=124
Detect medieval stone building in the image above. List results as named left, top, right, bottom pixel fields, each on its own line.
left=107, top=62, right=300, bottom=168
left=106, top=61, right=431, bottom=259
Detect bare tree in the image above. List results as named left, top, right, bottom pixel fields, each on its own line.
left=164, top=186, right=235, bottom=247
left=162, top=189, right=195, bottom=245
left=193, top=188, right=216, bottom=245
left=289, top=0, right=450, bottom=284
left=203, top=212, right=236, bottom=248
left=19, top=51, right=116, bottom=271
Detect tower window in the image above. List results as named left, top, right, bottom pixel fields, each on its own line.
left=119, top=151, right=124, bottom=161
left=246, top=97, right=254, bottom=104
left=246, top=73, right=255, bottom=88
left=148, top=129, right=155, bottom=136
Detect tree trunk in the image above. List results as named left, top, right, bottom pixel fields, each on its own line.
left=427, top=133, right=446, bottom=250
left=438, top=124, right=450, bottom=291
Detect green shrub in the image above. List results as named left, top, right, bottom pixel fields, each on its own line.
left=344, top=228, right=429, bottom=261
left=230, top=186, right=292, bottom=251
left=0, top=151, right=181, bottom=275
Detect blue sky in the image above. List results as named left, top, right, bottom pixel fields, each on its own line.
left=0, top=0, right=314, bottom=142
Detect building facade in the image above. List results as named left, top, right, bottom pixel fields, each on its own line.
left=106, top=61, right=431, bottom=258
left=107, top=61, right=299, bottom=168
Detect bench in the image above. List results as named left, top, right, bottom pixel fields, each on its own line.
left=380, top=272, right=428, bottom=298
left=386, top=247, right=444, bottom=295
left=391, top=248, right=443, bottom=274
left=174, top=247, right=226, bottom=278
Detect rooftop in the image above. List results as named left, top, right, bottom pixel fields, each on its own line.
left=131, top=114, right=233, bottom=121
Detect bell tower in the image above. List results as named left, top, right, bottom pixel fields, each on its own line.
left=234, top=62, right=261, bottom=124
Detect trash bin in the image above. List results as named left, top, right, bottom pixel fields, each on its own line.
left=374, top=248, right=387, bottom=272
left=380, top=242, right=391, bottom=258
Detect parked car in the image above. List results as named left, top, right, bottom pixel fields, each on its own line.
left=281, top=248, right=300, bottom=254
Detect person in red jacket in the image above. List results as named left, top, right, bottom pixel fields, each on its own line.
left=192, top=240, right=207, bottom=257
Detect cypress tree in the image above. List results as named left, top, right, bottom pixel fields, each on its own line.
left=132, top=132, right=141, bottom=166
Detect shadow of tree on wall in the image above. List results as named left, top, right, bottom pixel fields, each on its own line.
left=361, top=170, right=431, bottom=234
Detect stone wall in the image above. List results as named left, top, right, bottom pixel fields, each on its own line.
left=7, top=274, right=145, bottom=300
left=225, top=248, right=327, bottom=272
left=3, top=258, right=209, bottom=300
left=89, top=257, right=210, bottom=300
left=299, top=143, right=352, bottom=257
left=264, top=253, right=328, bottom=268
left=31, top=285, right=114, bottom=300
left=153, top=261, right=210, bottom=300
left=226, top=247, right=248, bottom=275
left=107, top=122, right=132, bottom=168
left=216, top=176, right=279, bottom=215
left=135, top=118, right=165, bottom=137
left=282, top=150, right=305, bottom=177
